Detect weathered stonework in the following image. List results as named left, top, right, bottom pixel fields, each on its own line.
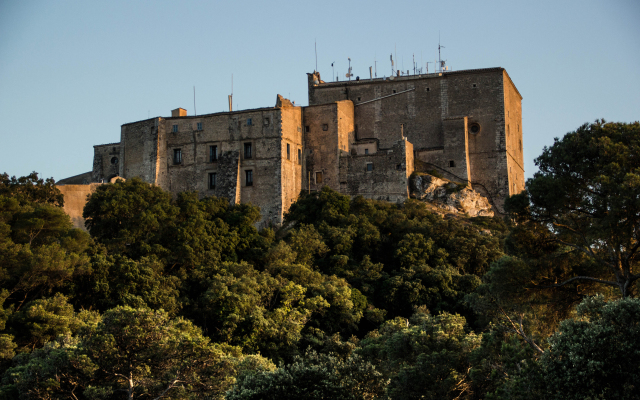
left=59, top=66, right=524, bottom=226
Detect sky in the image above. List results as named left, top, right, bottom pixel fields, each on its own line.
left=1, top=0, right=638, bottom=182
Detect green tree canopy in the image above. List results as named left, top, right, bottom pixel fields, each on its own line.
left=505, top=120, right=640, bottom=297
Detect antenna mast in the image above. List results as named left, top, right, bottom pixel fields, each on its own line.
left=438, top=33, right=445, bottom=72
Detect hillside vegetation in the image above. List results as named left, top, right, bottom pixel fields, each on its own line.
left=0, top=120, right=638, bottom=399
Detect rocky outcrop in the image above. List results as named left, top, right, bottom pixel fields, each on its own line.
left=410, top=173, right=494, bottom=217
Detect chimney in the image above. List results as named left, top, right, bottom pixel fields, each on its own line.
left=171, top=108, right=187, bottom=117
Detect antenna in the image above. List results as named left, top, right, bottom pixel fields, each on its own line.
left=413, top=54, right=416, bottom=75
left=228, top=74, right=233, bottom=112
left=331, top=62, right=335, bottom=82
left=374, top=53, right=377, bottom=78
left=193, top=86, right=196, bottom=116
left=438, top=32, right=445, bottom=72
left=315, top=39, right=318, bottom=72
left=426, top=61, right=433, bottom=74
left=390, top=54, right=395, bottom=76
left=346, top=57, right=353, bottom=81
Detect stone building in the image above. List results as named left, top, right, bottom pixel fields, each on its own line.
left=58, top=67, right=524, bottom=227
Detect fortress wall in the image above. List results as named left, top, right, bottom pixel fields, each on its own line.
left=279, top=105, right=304, bottom=222
left=503, top=70, right=525, bottom=195
left=57, top=183, right=102, bottom=231
left=303, top=103, right=342, bottom=192
left=92, top=144, right=120, bottom=182
left=121, top=119, right=161, bottom=185
left=340, top=139, right=412, bottom=203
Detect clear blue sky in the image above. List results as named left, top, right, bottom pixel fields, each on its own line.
left=1, top=0, right=638, bottom=182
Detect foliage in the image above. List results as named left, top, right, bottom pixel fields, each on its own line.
left=227, top=350, right=384, bottom=400
left=1, top=306, right=274, bottom=399
left=540, top=296, right=640, bottom=399
left=505, top=120, right=640, bottom=297
left=357, top=309, right=480, bottom=400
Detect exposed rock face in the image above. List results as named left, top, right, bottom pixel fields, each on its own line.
left=410, top=173, right=494, bottom=217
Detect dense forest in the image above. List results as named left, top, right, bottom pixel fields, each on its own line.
left=0, top=120, right=638, bottom=399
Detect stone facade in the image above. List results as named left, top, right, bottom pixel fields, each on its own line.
left=58, top=67, right=524, bottom=225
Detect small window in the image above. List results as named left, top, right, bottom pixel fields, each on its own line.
left=110, top=157, right=118, bottom=165
left=449, top=160, right=455, bottom=168
left=264, top=117, right=270, bottom=126
left=470, top=123, right=481, bottom=134
left=366, top=163, right=373, bottom=172
left=244, top=143, right=252, bottom=159
left=357, top=97, right=361, bottom=101
left=396, top=164, right=402, bottom=170
left=245, top=170, right=253, bottom=186
left=472, top=83, right=477, bottom=88
left=364, top=149, right=369, bottom=155
left=287, top=143, right=290, bottom=160
left=298, top=149, right=302, bottom=165
left=209, top=145, right=218, bottom=162
left=172, top=125, right=178, bottom=133
left=322, top=124, right=328, bottom=131
left=315, top=171, right=323, bottom=184
left=197, top=122, right=203, bottom=131
left=208, top=172, right=216, bottom=189
left=392, top=89, right=397, bottom=94
left=305, top=126, right=310, bottom=132
left=247, top=118, right=253, bottom=126
left=174, top=149, right=182, bottom=165
left=426, top=87, right=430, bottom=92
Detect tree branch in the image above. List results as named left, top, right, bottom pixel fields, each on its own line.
left=539, top=275, right=618, bottom=289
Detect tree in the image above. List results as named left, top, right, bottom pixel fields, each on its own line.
left=356, top=309, right=481, bottom=400
left=505, top=121, right=640, bottom=297
left=226, top=350, right=384, bottom=400
left=1, top=306, right=274, bottom=399
left=540, top=296, right=640, bottom=399
left=0, top=172, right=63, bottom=207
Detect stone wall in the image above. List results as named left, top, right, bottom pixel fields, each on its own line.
left=92, top=143, right=120, bottom=182
left=120, top=118, right=163, bottom=185
left=309, top=67, right=523, bottom=212
left=338, top=138, right=413, bottom=203
left=56, top=183, right=102, bottom=230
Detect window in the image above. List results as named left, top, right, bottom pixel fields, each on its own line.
left=472, top=83, right=477, bottom=88
left=287, top=143, right=290, bottom=160
left=197, top=122, right=203, bottom=131
left=110, top=157, right=118, bottom=165
left=298, top=149, right=302, bottom=165
left=470, top=123, right=481, bottom=134
left=264, top=117, right=270, bottom=126
left=208, top=172, right=216, bottom=189
left=366, top=163, right=373, bottom=172
left=392, top=89, right=397, bottom=94
left=396, top=164, right=402, bottom=170
left=209, top=145, right=218, bottom=162
left=244, top=143, right=252, bottom=159
left=449, top=160, right=455, bottom=168
left=245, top=170, right=253, bottom=186
left=315, top=171, right=323, bottom=184
left=305, top=126, right=310, bottom=132
left=364, top=149, right=369, bottom=155
left=426, top=87, right=430, bottom=92
left=247, top=118, right=253, bottom=126
left=173, top=149, right=182, bottom=165
left=357, top=97, right=361, bottom=101
left=172, top=125, right=178, bottom=133
left=322, top=124, right=328, bottom=131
